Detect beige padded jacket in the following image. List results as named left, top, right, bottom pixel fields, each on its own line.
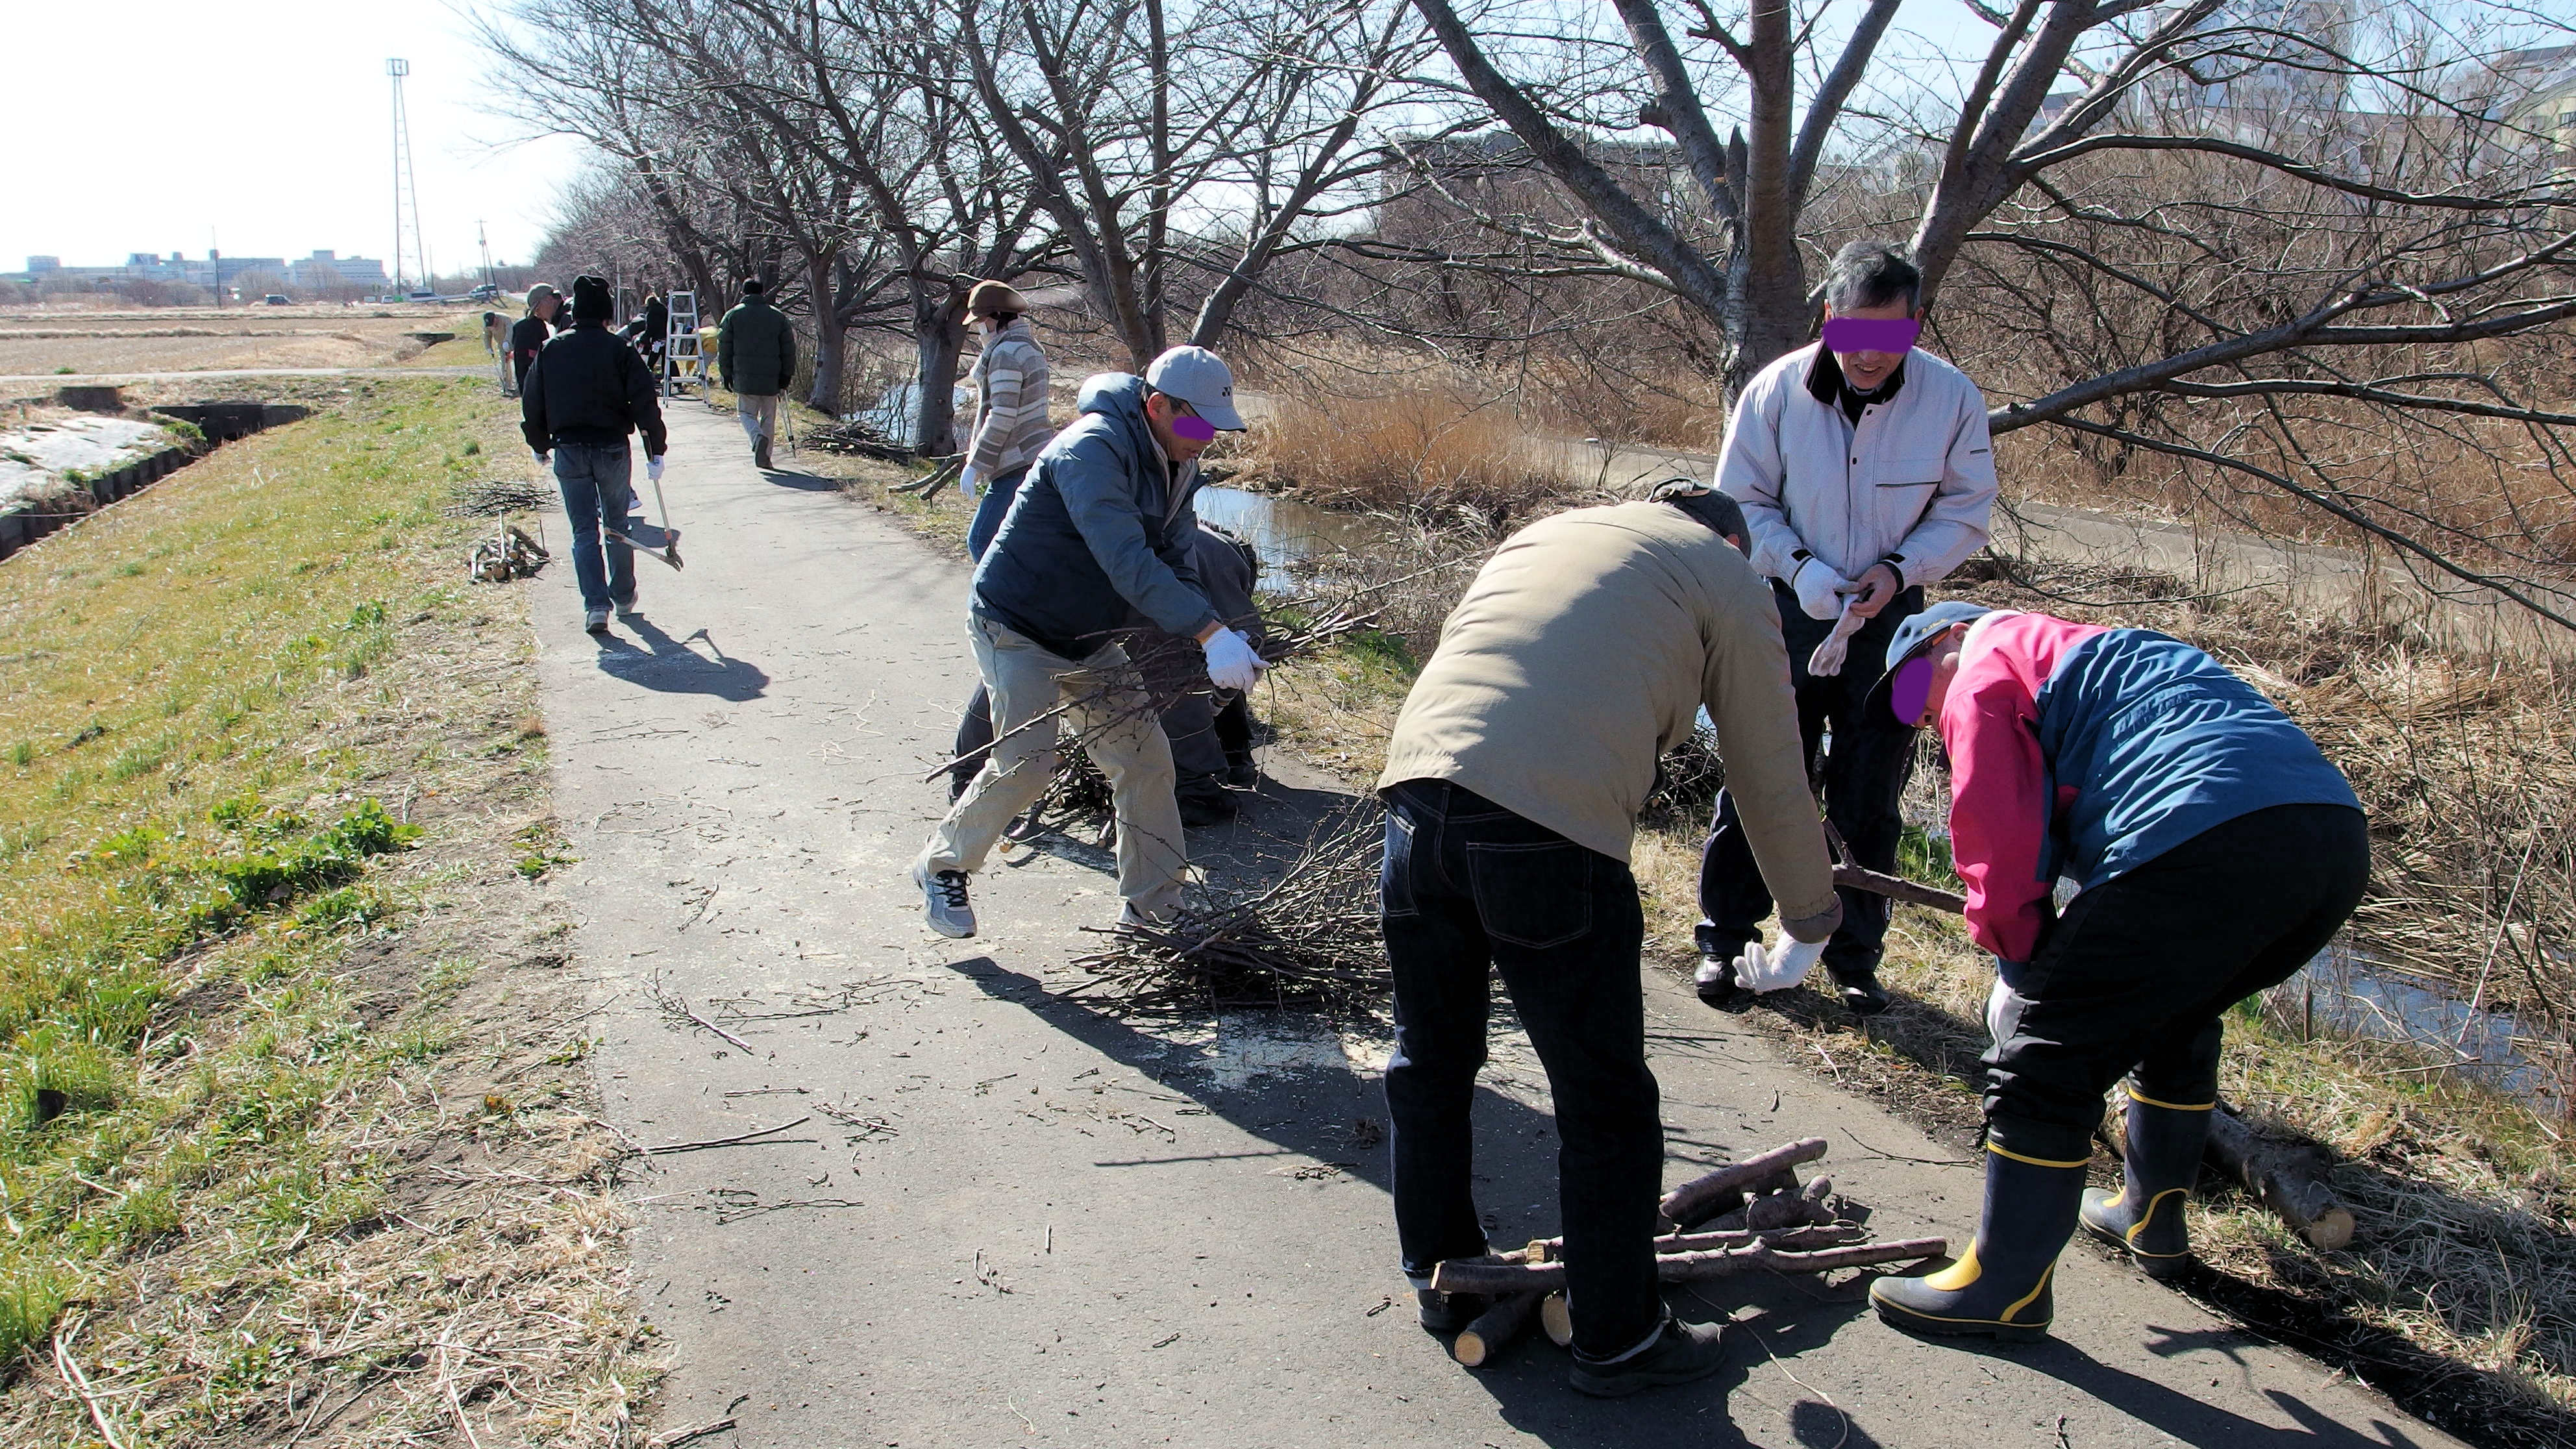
left=1378, top=502, right=1840, bottom=937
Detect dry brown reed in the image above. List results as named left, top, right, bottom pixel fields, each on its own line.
left=1236, top=383, right=1573, bottom=522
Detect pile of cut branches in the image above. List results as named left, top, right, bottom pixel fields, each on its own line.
left=800, top=417, right=913, bottom=461
left=1068, top=807, right=1389, bottom=1013
left=445, top=477, right=556, bottom=517
left=1429, top=1137, right=1946, bottom=1367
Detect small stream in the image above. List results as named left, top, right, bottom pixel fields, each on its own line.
left=1193, top=486, right=1382, bottom=592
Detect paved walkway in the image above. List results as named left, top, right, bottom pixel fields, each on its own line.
left=534, top=402, right=2460, bottom=1447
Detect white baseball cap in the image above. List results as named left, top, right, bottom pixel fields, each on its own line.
left=1145, top=345, right=1246, bottom=430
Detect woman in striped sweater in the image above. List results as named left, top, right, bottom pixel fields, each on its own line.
left=958, top=281, right=1054, bottom=561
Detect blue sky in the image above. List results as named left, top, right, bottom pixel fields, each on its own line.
left=5, top=0, right=584, bottom=275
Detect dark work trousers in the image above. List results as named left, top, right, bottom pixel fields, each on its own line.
left=1380, top=778, right=1661, bottom=1359
left=1983, top=803, right=2369, bottom=1163
left=947, top=466, right=1034, bottom=797
left=1213, top=691, right=1255, bottom=767
left=1696, top=581, right=1923, bottom=974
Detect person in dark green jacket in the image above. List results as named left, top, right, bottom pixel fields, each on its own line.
left=717, top=279, right=797, bottom=469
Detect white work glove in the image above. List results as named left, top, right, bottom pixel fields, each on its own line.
left=646, top=455, right=665, bottom=484
left=958, top=464, right=982, bottom=501
left=1805, top=598, right=1866, bottom=677
left=532, top=449, right=549, bottom=465
left=1200, top=625, right=1265, bottom=693
left=1733, top=934, right=1829, bottom=993
left=1790, top=556, right=1853, bottom=621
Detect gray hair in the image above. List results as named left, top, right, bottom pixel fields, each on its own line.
left=1825, top=240, right=1921, bottom=314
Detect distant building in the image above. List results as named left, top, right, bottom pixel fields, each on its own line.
left=25, top=256, right=58, bottom=273
left=288, top=250, right=390, bottom=293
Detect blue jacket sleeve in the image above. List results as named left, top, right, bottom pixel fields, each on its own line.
left=1055, top=436, right=1219, bottom=639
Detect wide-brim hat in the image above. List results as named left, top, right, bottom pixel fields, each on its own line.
left=1861, top=600, right=1992, bottom=728
left=965, top=279, right=1029, bottom=317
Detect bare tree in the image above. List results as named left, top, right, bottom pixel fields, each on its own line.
left=958, top=0, right=1434, bottom=368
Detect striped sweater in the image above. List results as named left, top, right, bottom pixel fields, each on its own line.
left=965, top=321, right=1052, bottom=478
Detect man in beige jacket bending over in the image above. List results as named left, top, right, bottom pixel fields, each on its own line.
left=1376, top=486, right=1840, bottom=1398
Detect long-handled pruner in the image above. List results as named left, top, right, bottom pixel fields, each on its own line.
left=608, top=462, right=684, bottom=569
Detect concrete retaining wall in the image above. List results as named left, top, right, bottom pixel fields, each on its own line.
left=0, top=443, right=203, bottom=562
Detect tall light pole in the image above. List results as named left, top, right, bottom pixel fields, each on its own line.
left=388, top=59, right=427, bottom=297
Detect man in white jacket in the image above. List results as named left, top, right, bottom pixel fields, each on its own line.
left=1698, top=241, right=1998, bottom=1015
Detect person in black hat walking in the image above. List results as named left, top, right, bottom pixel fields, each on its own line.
left=717, top=279, right=797, bottom=469
left=521, top=274, right=669, bottom=634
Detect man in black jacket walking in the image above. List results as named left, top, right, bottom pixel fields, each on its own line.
left=522, top=275, right=670, bottom=634
left=717, top=278, right=797, bottom=469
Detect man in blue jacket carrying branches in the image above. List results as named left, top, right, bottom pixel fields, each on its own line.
left=911, top=346, right=1266, bottom=938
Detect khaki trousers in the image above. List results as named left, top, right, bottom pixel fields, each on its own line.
left=737, top=391, right=780, bottom=443
left=918, top=615, right=1187, bottom=919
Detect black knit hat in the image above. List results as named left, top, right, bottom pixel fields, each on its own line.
left=743, top=277, right=766, bottom=296
left=570, top=274, right=613, bottom=321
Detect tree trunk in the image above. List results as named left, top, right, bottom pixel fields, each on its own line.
left=808, top=248, right=847, bottom=415
left=911, top=282, right=969, bottom=456
left=1731, top=0, right=1811, bottom=386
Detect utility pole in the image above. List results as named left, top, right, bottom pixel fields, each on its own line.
left=388, top=59, right=427, bottom=297
left=478, top=220, right=495, bottom=289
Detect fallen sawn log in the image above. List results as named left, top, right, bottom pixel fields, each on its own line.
left=1430, top=1236, right=1947, bottom=1296
left=1451, top=1292, right=1542, bottom=1367
left=1658, top=1137, right=1827, bottom=1228
left=2114, top=1104, right=2355, bottom=1251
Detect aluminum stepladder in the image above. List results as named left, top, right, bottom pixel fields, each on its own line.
left=663, top=290, right=706, bottom=399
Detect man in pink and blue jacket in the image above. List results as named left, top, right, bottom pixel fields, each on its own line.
left=1859, top=602, right=2365, bottom=1343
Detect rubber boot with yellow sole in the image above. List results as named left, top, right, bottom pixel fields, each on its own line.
left=1872, top=1144, right=2085, bottom=1343
left=2081, top=1084, right=2212, bottom=1280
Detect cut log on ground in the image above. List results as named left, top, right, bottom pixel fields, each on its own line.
left=1452, top=1292, right=1542, bottom=1367
left=1539, top=1292, right=1571, bottom=1347
left=2205, top=1107, right=2357, bottom=1250
left=2105, top=1098, right=2359, bottom=1252
left=1430, top=1235, right=1946, bottom=1295
left=1659, top=1138, right=1827, bottom=1228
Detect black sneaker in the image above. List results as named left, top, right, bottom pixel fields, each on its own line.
left=1177, top=792, right=1237, bottom=828
left=1694, top=952, right=1752, bottom=1009
left=754, top=436, right=773, bottom=470
left=1828, top=962, right=1892, bottom=1016
left=1416, top=1289, right=1494, bottom=1335
left=1568, top=1316, right=1726, bottom=1398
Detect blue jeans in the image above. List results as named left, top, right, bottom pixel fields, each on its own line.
left=965, top=465, right=1028, bottom=564
left=552, top=442, right=635, bottom=610
left=1380, top=778, right=1661, bottom=1358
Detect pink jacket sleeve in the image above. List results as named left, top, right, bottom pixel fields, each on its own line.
left=1942, top=656, right=2053, bottom=963
left=1938, top=613, right=2111, bottom=962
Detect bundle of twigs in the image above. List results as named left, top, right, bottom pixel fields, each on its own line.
left=1066, top=808, right=1389, bottom=1013
left=800, top=417, right=914, bottom=461
left=446, top=477, right=557, bottom=517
